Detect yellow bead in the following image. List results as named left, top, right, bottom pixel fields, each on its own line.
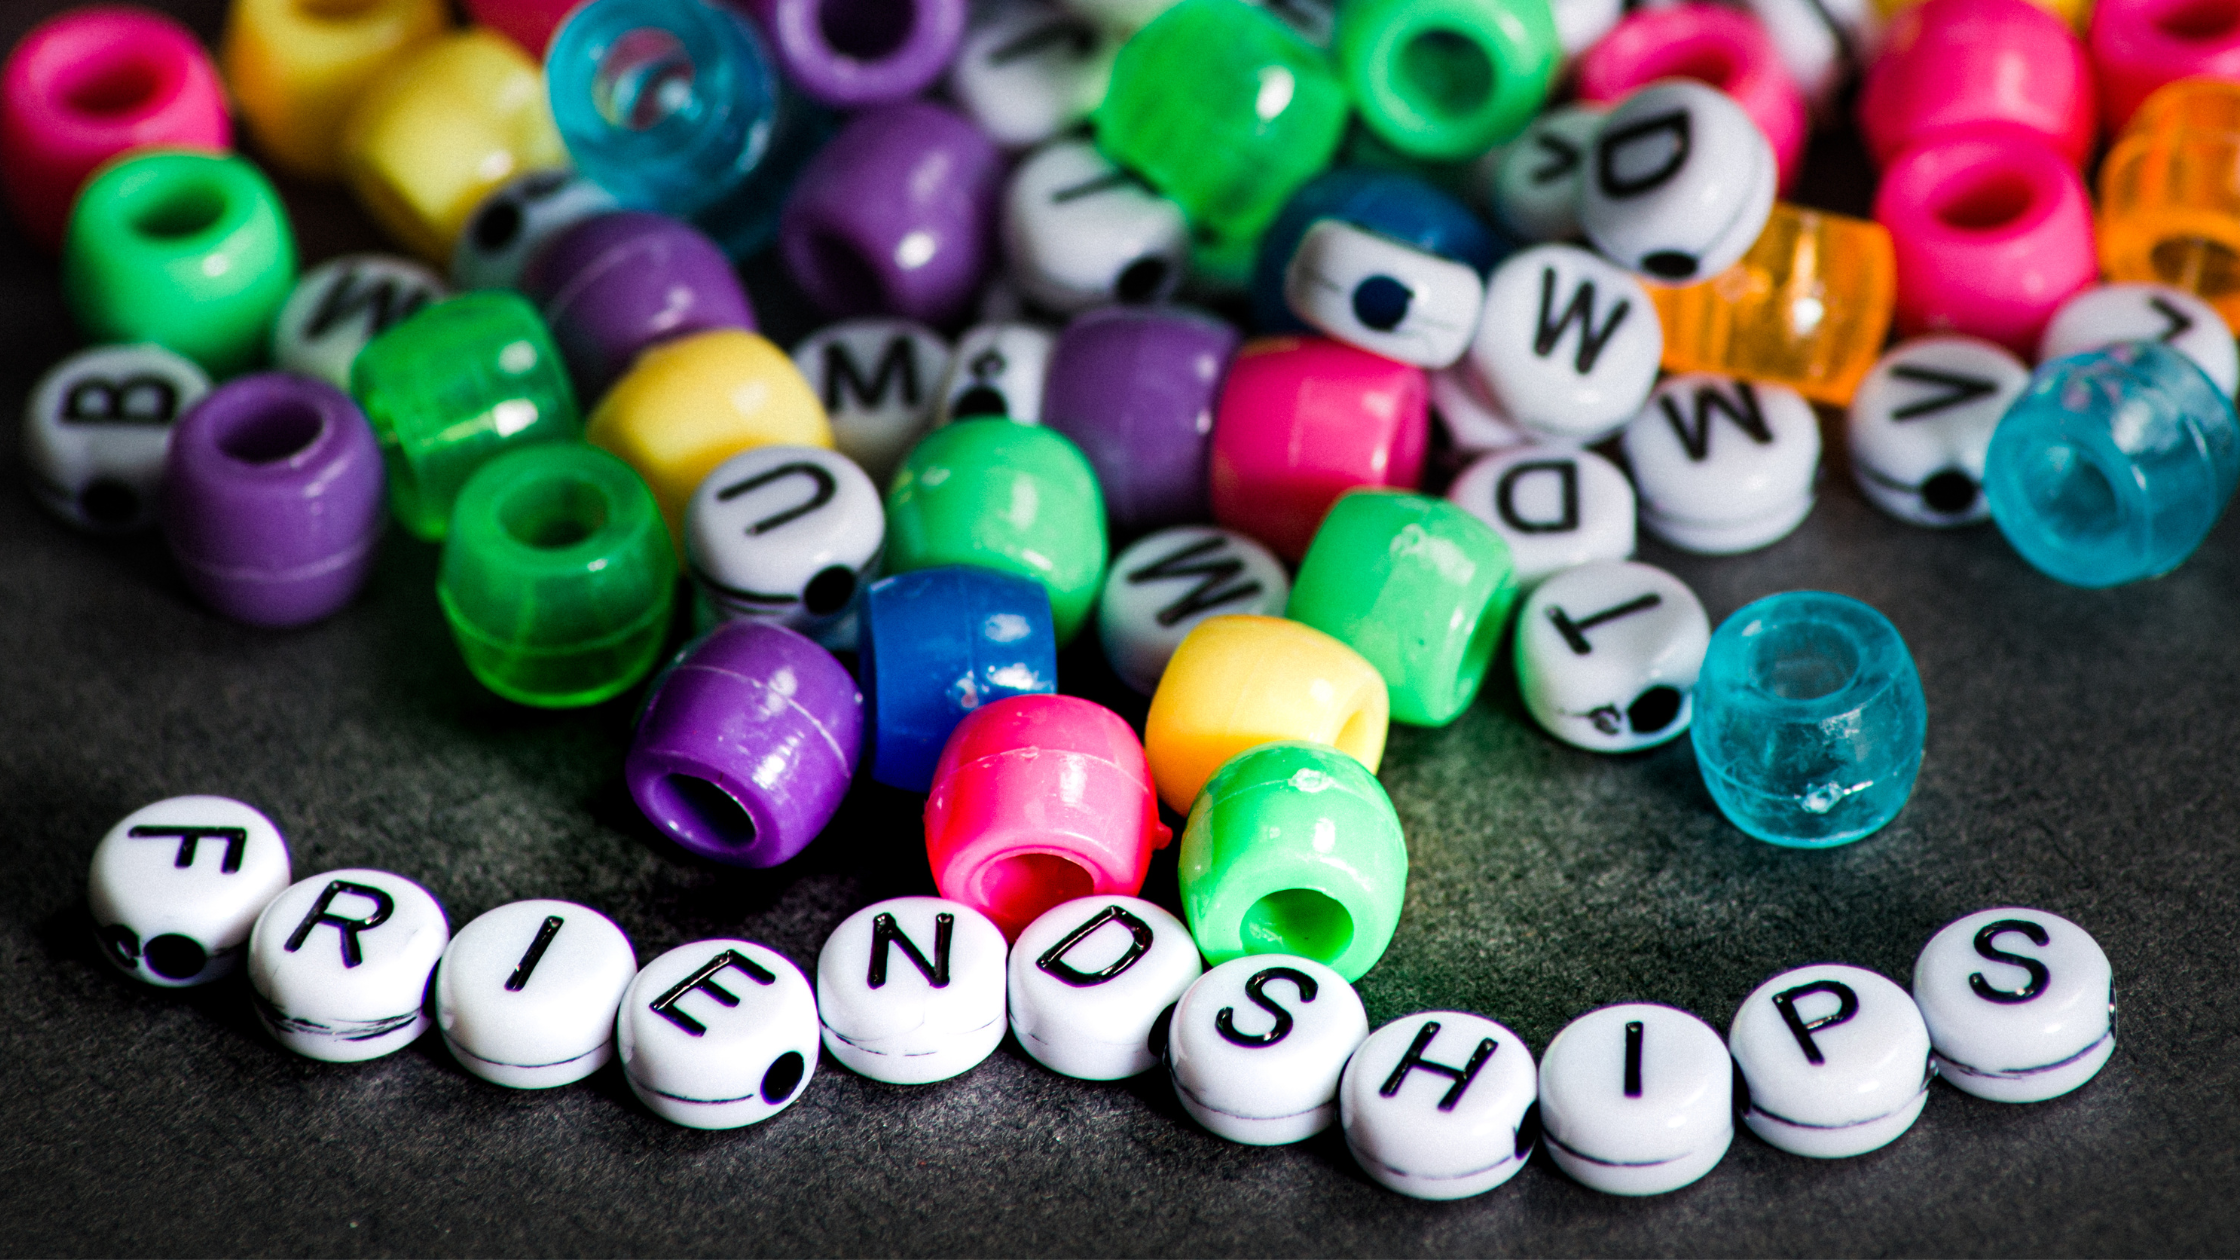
left=220, top=0, right=449, bottom=179
left=1143, top=614, right=1390, bottom=814
left=586, top=329, right=834, bottom=546
left=1874, top=0, right=2090, bottom=29
left=338, top=29, right=565, bottom=262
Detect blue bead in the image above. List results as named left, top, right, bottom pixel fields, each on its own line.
left=858, top=566, right=1058, bottom=792
left=1249, top=168, right=1511, bottom=333
left=1691, top=592, right=1925, bottom=849
left=1984, top=340, right=2240, bottom=588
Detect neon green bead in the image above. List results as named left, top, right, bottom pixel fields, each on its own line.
left=884, top=418, right=1108, bottom=646
left=1178, top=740, right=1407, bottom=983
left=62, top=151, right=297, bottom=377
left=1286, top=489, right=1518, bottom=727
left=1336, top=0, right=1559, bottom=161
left=437, top=442, right=676, bottom=708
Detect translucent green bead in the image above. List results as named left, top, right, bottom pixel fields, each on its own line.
left=438, top=442, right=676, bottom=709
left=1336, top=0, right=1559, bottom=161
left=884, top=418, right=1108, bottom=646
left=351, top=290, right=580, bottom=541
left=62, top=151, right=297, bottom=377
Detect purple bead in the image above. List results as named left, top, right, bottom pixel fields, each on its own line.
left=161, top=373, right=386, bottom=628
left=742, top=0, right=967, bottom=107
left=1043, top=305, right=1240, bottom=538
left=520, top=211, right=756, bottom=401
left=779, top=101, right=1002, bottom=325
left=625, top=620, right=864, bottom=868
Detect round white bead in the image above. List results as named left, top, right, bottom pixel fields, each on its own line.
left=1008, top=896, right=1203, bottom=1080
left=22, top=343, right=208, bottom=532
left=87, top=795, right=292, bottom=987
left=1447, top=446, right=1635, bottom=587
left=1098, top=526, right=1290, bottom=695
left=1847, top=335, right=2028, bottom=528
left=1479, top=104, right=1606, bottom=244
left=272, top=253, right=447, bottom=389
left=684, top=444, right=885, bottom=644
left=817, top=896, right=1009, bottom=1085
left=1167, top=954, right=1368, bottom=1145
left=618, top=939, right=819, bottom=1128
left=1515, top=560, right=1709, bottom=752
left=449, top=169, right=618, bottom=292
left=1466, top=243, right=1664, bottom=443
left=1742, top=0, right=1880, bottom=114
left=2038, top=283, right=2238, bottom=399
left=1912, top=907, right=2115, bottom=1103
left=436, top=899, right=637, bottom=1089
left=1731, top=962, right=1932, bottom=1159
left=1283, top=220, right=1487, bottom=368
left=1339, top=1010, right=1539, bottom=1200
left=952, top=2, right=1117, bottom=148
left=790, top=318, right=953, bottom=487
left=1539, top=1002, right=1732, bottom=1196
left=935, top=322, right=1055, bottom=428
left=1624, top=372, right=1820, bottom=554
left=1580, top=80, right=1777, bottom=287
left=1002, top=138, right=1187, bottom=314
left=248, top=869, right=450, bottom=1063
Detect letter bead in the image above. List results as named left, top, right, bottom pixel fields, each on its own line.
left=1168, top=954, right=1370, bottom=1145
left=817, top=897, right=1010, bottom=1084
left=1515, top=560, right=1709, bottom=753
left=1098, top=526, right=1290, bottom=696
left=89, top=796, right=292, bottom=988
left=248, top=869, right=451, bottom=1062
left=1251, top=167, right=1505, bottom=339
left=684, top=444, right=882, bottom=644
left=1846, top=335, right=2029, bottom=527
left=2038, top=284, right=2239, bottom=399
left=1340, top=1011, right=1539, bottom=1200
left=858, top=566, right=1059, bottom=792
left=791, top=318, right=952, bottom=485
left=1428, top=366, right=1531, bottom=454
left=1623, top=373, right=1820, bottom=555
left=1579, top=80, right=1777, bottom=287
left=1446, top=447, right=1636, bottom=587
left=1465, top=244, right=1663, bottom=443
left=935, top=322, right=1055, bottom=427
left=449, top=171, right=617, bottom=292
left=1742, top=0, right=1880, bottom=116
left=21, top=343, right=208, bottom=533
left=1009, top=896, right=1202, bottom=1080
left=1539, top=1003, right=1732, bottom=1196
left=1002, top=139, right=1188, bottom=314
left=948, top=2, right=1117, bottom=150
left=1479, top=103, right=1606, bottom=245
left=1731, top=963, right=1932, bottom=1158
left=272, top=254, right=448, bottom=390
left=1575, top=5, right=1807, bottom=193
left=436, top=900, right=637, bottom=1089
left=1911, top=907, right=2115, bottom=1103
left=1283, top=221, right=1487, bottom=369
left=619, top=939, right=819, bottom=1127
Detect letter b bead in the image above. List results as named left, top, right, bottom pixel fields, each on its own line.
left=1009, top=896, right=1202, bottom=1080
left=1168, top=954, right=1370, bottom=1145
left=22, top=343, right=209, bottom=533
left=1731, top=963, right=1931, bottom=1159
left=619, top=940, right=818, bottom=1128
left=1340, top=1011, right=1539, bottom=1200
left=1911, top=907, right=2115, bottom=1103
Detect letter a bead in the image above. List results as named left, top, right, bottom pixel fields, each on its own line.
left=88, top=796, right=292, bottom=988
left=1009, top=895, right=1202, bottom=1080
left=248, top=869, right=451, bottom=1062
left=1912, top=907, right=2115, bottom=1103
left=1340, top=1011, right=1539, bottom=1199
left=619, top=939, right=819, bottom=1127
left=436, top=900, right=637, bottom=1088
left=816, top=897, right=1010, bottom=1084
left=1168, top=954, right=1369, bottom=1145
left=1731, top=963, right=1932, bottom=1159
left=1538, top=1003, right=1732, bottom=1196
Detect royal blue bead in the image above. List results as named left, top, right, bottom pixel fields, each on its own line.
left=1691, top=591, right=1925, bottom=849
left=858, top=565, right=1058, bottom=792
left=1249, top=168, right=1509, bottom=334
left=1985, top=340, right=2240, bottom=588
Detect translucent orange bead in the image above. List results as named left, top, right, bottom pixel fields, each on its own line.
left=2099, top=96, right=2240, bottom=330
left=221, top=0, right=450, bottom=178
left=1874, top=0, right=2091, bottom=30
left=2115, top=73, right=2240, bottom=138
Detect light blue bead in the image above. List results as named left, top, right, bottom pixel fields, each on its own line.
left=1985, top=340, right=2240, bottom=588
left=1691, top=592, right=1925, bottom=849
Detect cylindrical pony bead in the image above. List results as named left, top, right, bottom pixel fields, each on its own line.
left=1574, top=4, right=1808, bottom=191
left=1043, top=306, right=1239, bottom=540
left=220, top=0, right=449, bottom=179
left=739, top=0, right=967, bottom=106
left=1857, top=0, right=2094, bottom=167
left=465, top=0, right=577, bottom=56
left=522, top=211, right=757, bottom=401
left=2090, top=0, right=2240, bottom=134
left=2098, top=89, right=2240, bottom=329
left=1334, top=0, right=1559, bottom=161
left=858, top=566, right=1059, bottom=792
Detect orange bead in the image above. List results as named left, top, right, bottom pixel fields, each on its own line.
left=221, top=0, right=449, bottom=179
left=2098, top=84, right=2240, bottom=330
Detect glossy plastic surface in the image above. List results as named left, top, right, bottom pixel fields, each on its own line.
left=1575, top=3, right=1807, bottom=191
left=221, top=0, right=447, bottom=178
left=1910, top=906, right=2116, bottom=1103
left=1042, top=305, right=1238, bottom=538
left=522, top=210, right=756, bottom=400
left=741, top=0, right=966, bottom=105
left=87, top=795, right=292, bottom=989
left=1857, top=0, right=2094, bottom=166
left=2090, top=0, right=2240, bottom=132
left=857, top=566, right=1058, bottom=792
left=2098, top=105, right=2240, bottom=330
left=1251, top=168, right=1504, bottom=336
left=1334, top=0, right=1558, bottom=161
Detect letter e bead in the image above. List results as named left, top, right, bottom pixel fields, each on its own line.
left=619, top=939, right=818, bottom=1128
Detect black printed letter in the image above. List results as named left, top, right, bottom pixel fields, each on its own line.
left=1771, top=980, right=1859, bottom=1065
left=1969, top=919, right=2052, bottom=1004
left=1379, top=1020, right=1497, bottom=1111
left=284, top=881, right=394, bottom=968
left=1036, top=904, right=1154, bottom=987
left=1215, top=966, right=1317, bottom=1047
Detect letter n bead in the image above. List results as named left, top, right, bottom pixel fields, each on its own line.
left=1168, top=954, right=1370, bottom=1145
left=247, top=869, right=451, bottom=1062
left=1008, top=895, right=1202, bottom=1080
left=1911, top=907, right=2115, bottom=1102
left=619, top=939, right=818, bottom=1128
left=1731, top=963, right=1931, bottom=1159
left=1340, top=1011, right=1539, bottom=1199
left=816, top=896, right=1010, bottom=1084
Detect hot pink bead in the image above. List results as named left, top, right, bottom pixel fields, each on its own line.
left=0, top=5, right=231, bottom=250
left=464, top=0, right=579, bottom=56
left=924, top=694, right=1171, bottom=942
left=1575, top=4, right=1808, bottom=193
left=1858, top=0, right=2094, bottom=168
left=2090, top=0, right=2240, bottom=133
left=1873, top=136, right=2096, bottom=354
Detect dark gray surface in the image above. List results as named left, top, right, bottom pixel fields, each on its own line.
left=2, top=1, right=2236, bottom=1253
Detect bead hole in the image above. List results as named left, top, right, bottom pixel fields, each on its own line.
left=804, top=230, right=887, bottom=313
left=2151, top=234, right=2240, bottom=297
left=500, top=476, right=610, bottom=549
left=1934, top=172, right=2036, bottom=232
left=1397, top=29, right=1493, bottom=119
left=1747, top=621, right=1859, bottom=701
left=1241, top=888, right=1353, bottom=964
left=2019, top=440, right=2124, bottom=546
left=1334, top=704, right=1380, bottom=764
left=979, top=853, right=1093, bottom=933
left=1452, top=596, right=1503, bottom=700
left=659, top=774, right=758, bottom=851
left=131, top=182, right=228, bottom=240
left=2155, top=0, right=2240, bottom=39
left=61, top=55, right=164, bottom=117
left=594, top=27, right=699, bottom=131
left=821, top=0, right=915, bottom=60
left=215, top=401, right=323, bottom=464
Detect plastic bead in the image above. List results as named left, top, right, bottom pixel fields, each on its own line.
left=780, top=100, right=1003, bottom=325
left=1477, top=102, right=1604, bottom=244
left=1730, top=963, right=1932, bottom=1158
left=1911, top=906, right=2116, bottom=1103
left=339, top=29, right=566, bottom=262
left=1001, top=139, right=1188, bottom=313
left=63, top=151, right=297, bottom=378
left=1575, top=4, right=1807, bottom=192
left=1285, top=222, right=1487, bottom=369
left=1008, top=896, right=1202, bottom=1080
left=1067, top=0, right=1189, bottom=34
left=1044, top=306, right=1238, bottom=537
left=620, top=939, right=819, bottom=1126
left=1340, top=1011, right=1539, bottom=1199
left=521, top=213, right=754, bottom=402
left=2098, top=94, right=2240, bottom=328
left=1168, top=953, right=1369, bottom=1144
left=1691, top=591, right=1927, bottom=847
left=21, top=343, right=208, bottom=533
left=351, top=290, right=580, bottom=541
left=0, top=5, right=231, bottom=250
left=1846, top=335, right=2030, bottom=527
left=88, top=796, right=292, bottom=988
left=1428, top=365, right=1531, bottom=454
left=1098, top=527, right=1290, bottom=696
left=466, top=0, right=577, bottom=55
left=816, top=896, right=1009, bottom=1084
left=684, top=444, right=882, bottom=642
left=162, top=374, right=387, bottom=628
left=435, top=900, right=637, bottom=1088
left=1250, top=168, right=1505, bottom=338
left=1623, top=373, right=1821, bottom=554
left=858, top=566, right=1059, bottom=792
left=1549, top=0, right=1620, bottom=58
left=449, top=170, right=617, bottom=292
left=1857, top=0, right=2094, bottom=168
left=1538, top=1003, right=1733, bottom=1196
left=626, top=622, right=862, bottom=868
left=1333, top=0, right=1558, bottom=161
left=2039, top=282, right=2239, bottom=397
left=247, top=869, right=451, bottom=1062
left=1874, top=136, right=2097, bottom=355
left=271, top=254, right=446, bottom=390
left=934, top=321, right=1054, bottom=427
left=1578, top=80, right=1777, bottom=286
left=1446, top=447, right=1636, bottom=587
left=790, top=318, right=950, bottom=485
left=437, top=443, right=677, bottom=708
left=739, top=0, right=966, bottom=106
left=1984, top=340, right=2240, bottom=586
left=1648, top=201, right=1896, bottom=407
left=1464, top=244, right=1662, bottom=443
left=1742, top=0, right=1881, bottom=114
left=2092, top=0, right=2240, bottom=133
left=948, top=2, right=1116, bottom=150
left=220, top=0, right=447, bottom=179
left=1515, top=560, right=1710, bottom=753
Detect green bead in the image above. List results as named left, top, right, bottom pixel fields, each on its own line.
left=1287, top=489, right=1517, bottom=727
left=1336, top=0, right=1559, bottom=161
left=1095, top=0, right=1351, bottom=244
left=62, top=151, right=297, bottom=377
left=884, top=418, right=1108, bottom=646
left=1178, top=740, right=1407, bottom=982
left=437, top=442, right=676, bottom=708
left=351, top=290, right=580, bottom=541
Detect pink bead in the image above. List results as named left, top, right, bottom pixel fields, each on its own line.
left=2090, top=0, right=2240, bottom=133
left=924, top=694, right=1171, bottom=942
left=1209, top=336, right=1429, bottom=562
left=1873, top=136, right=2097, bottom=354
left=465, top=0, right=579, bottom=56
left=1858, top=0, right=2094, bottom=168
left=0, top=5, right=230, bottom=250
left=1575, top=4, right=1808, bottom=193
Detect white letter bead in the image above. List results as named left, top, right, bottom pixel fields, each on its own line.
left=22, top=343, right=208, bottom=532
left=1009, top=896, right=1203, bottom=1080
left=1847, top=335, right=2028, bottom=527
left=1098, top=526, right=1291, bottom=695
left=88, top=795, right=291, bottom=987
left=1429, top=366, right=1531, bottom=455
left=1549, top=0, right=1623, bottom=58
left=685, top=444, right=885, bottom=644
left=935, top=321, right=1054, bottom=428
left=817, top=896, right=1009, bottom=1084
left=1167, top=954, right=1369, bottom=1145
left=1479, top=104, right=1606, bottom=245
left=1447, top=447, right=1635, bottom=587
left=1731, top=963, right=1932, bottom=1158
left=1538, top=1003, right=1733, bottom=1196
left=450, top=170, right=618, bottom=292
left=271, top=253, right=448, bottom=389
left=1467, top=243, right=1663, bottom=443
left=1515, top=560, right=1708, bottom=752
left=791, top=318, right=952, bottom=487
left=1911, top=907, right=2115, bottom=1103
left=1623, top=373, right=1820, bottom=554
left=248, top=869, right=450, bottom=1062
left=2038, top=283, right=2239, bottom=399
left=1002, top=139, right=1187, bottom=314
left=618, top=939, right=818, bottom=1127
left=435, top=900, right=638, bottom=1089
left=1339, top=1011, right=1539, bottom=1200
left=1580, top=81, right=1776, bottom=286
left=951, top=3, right=1117, bottom=150
left=1065, top=0, right=1184, bottom=34
left=1743, top=0, right=1880, bottom=114
left=1283, top=220, right=1487, bottom=369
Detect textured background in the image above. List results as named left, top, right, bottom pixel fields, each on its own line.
left=2, top=0, right=2236, bottom=1253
